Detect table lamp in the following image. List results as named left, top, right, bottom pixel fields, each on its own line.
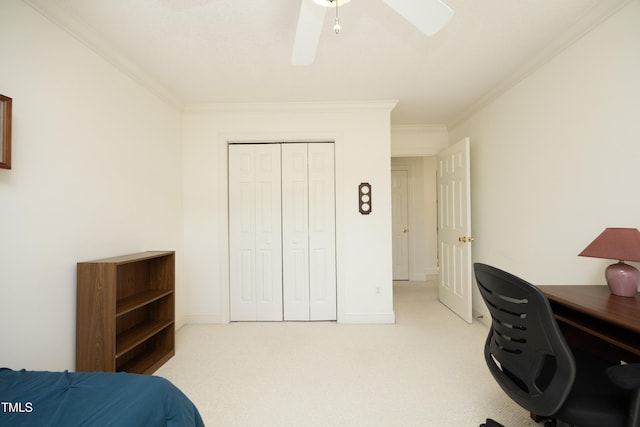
left=578, top=227, right=640, bottom=297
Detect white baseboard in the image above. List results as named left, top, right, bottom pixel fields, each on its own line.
left=183, top=313, right=229, bottom=324
left=338, top=311, right=396, bottom=324
left=410, top=268, right=439, bottom=282
left=182, top=312, right=397, bottom=325
left=425, top=273, right=440, bottom=281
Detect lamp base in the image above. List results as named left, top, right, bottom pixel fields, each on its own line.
left=605, top=262, right=640, bottom=297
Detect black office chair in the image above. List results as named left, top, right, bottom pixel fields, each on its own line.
left=480, top=419, right=506, bottom=427
left=474, top=263, right=640, bottom=427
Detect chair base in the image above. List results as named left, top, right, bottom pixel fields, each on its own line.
left=480, top=419, right=505, bottom=427
left=480, top=417, right=571, bottom=427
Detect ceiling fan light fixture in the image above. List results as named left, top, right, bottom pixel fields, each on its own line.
left=333, top=0, right=342, bottom=34
left=293, top=0, right=453, bottom=66
left=312, top=0, right=351, bottom=8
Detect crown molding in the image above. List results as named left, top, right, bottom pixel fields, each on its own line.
left=391, top=124, right=448, bottom=157
left=391, top=124, right=447, bottom=133
left=447, top=0, right=633, bottom=129
left=23, top=0, right=183, bottom=111
left=184, top=100, right=399, bottom=114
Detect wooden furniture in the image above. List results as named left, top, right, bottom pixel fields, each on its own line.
left=0, top=93, right=12, bottom=170
left=539, top=285, right=640, bottom=364
left=76, top=251, right=175, bottom=374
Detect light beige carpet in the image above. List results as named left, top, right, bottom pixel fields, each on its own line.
left=156, top=281, right=540, bottom=426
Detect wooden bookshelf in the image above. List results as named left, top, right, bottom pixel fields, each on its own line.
left=76, top=251, right=175, bottom=374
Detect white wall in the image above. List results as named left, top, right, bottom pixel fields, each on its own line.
left=391, top=125, right=447, bottom=157
left=182, top=102, right=396, bottom=324
left=422, top=157, right=438, bottom=277
left=449, top=0, right=640, bottom=320
left=0, top=1, right=184, bottom=371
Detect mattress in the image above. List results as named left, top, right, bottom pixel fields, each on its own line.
left=0, top=368, right=205, bottom=426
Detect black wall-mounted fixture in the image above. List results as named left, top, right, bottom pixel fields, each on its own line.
left=358, top=182, right=372, bottom=215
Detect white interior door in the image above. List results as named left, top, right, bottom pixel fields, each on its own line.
left=282, top=143, right=336, bottom=321
left=391, top=169, right=409, bottom=280
left=229, top=144, right=283, bottom=321
left=437, top=138, right=473, bottom=324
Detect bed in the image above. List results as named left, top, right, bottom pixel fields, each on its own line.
left=0, top=368, right=205, bottom=426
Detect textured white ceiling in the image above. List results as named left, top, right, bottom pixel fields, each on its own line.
left=25, top=0, right=630, bottom=125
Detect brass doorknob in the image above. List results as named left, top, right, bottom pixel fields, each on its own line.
left=458, top=236, right=475, bottom=243
left=402, top=228, right=408, bottom=233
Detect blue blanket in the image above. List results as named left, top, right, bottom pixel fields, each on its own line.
left=0, top=368, right=205, bottom=426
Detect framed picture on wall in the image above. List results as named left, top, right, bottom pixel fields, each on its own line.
left=1, top=93, right=12, bottom=169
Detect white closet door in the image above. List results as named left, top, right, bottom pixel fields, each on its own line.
left=308, top=143, right=336, bottom=321
left=229, top=144, right=283, bottom=321
left=282, top=144, right=310, bottom=320
left=282, top=143, right=336, bottom=321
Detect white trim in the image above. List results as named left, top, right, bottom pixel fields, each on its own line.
left=219, top=130, right=349, bottom=323
left=448, top=0, right=633, bottom=128
left=23, top=0, right=183, bottom=110
left=391, top=125, right=448, bottom=157
left=218, top=137, right=231, bottom=323
left=339, top=312, right=396, bottom=324
left=186, top=100, right=399, bottom=114
left=392, top=124, right=447, bottom=132
left=183, top=314, right=229, bottom=324
left=425, top=269, right=439, bottom=278
left=175, top=315, right=187, bottom=331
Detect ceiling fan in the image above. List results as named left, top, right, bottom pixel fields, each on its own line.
left=291, top=0, right=454, bottom=66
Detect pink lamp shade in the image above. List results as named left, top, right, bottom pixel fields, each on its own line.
left=579, top=228, right=640, bottom=297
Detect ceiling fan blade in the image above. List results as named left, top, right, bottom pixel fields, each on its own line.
left=383, top=0, right=453, bottom=36
left=291, top=0, right=327, bottom=66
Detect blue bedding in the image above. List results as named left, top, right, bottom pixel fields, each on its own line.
left=0, top=368, right=205, bottom=426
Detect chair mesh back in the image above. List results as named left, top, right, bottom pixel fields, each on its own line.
left=474, top=263, right=576, bottom=416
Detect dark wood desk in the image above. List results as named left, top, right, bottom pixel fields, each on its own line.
left=539, top=285, right=640, bottom=363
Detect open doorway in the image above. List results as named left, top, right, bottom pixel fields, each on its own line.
left=391, top=157, right=438, bottom=282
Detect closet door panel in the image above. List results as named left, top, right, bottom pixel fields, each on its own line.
left=229, top=144, right=283, bottom=321
left=282, top=144, right=310, bottom=320
left=254, top=145, right=283, bottom=321
left=308, top=144, right=337, bottom=321
left=229, top=145, right=257, bottom=320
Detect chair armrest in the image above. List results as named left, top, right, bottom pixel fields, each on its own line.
left=606, top=364, right=640, bottom=390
